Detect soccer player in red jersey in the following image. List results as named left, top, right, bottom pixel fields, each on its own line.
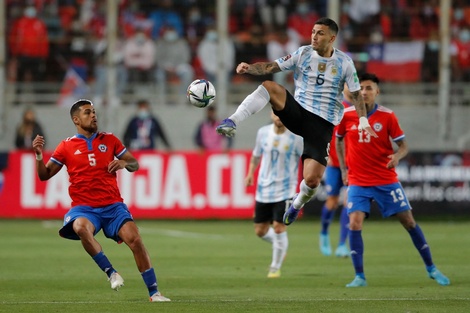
left=32, top=99, right=170, bottom=302
left=336, top=73, right=450, bottom=287
left=318, top=84, right=352, bottom=258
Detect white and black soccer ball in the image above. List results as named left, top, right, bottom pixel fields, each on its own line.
left=186, top=79, right=216, bottom=108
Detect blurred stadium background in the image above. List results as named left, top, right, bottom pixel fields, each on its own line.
left=0, top=0, right=469, bottom=219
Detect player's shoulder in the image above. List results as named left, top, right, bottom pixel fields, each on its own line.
left=376, top=105, right=395, bottom=114
left=333, top=48, right=354, bottom=63
left=344, top=106, right=356, bottom=114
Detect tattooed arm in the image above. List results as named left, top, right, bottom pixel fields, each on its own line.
left=236, top=62, right=281, bottom=75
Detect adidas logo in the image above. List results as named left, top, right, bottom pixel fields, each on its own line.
left=400, top=201, right=407, bottom=207
left=74, top=149, right=82, bottom=155
left=420, top=244, right=429, bottom=250
left=351, top=125, right=357, bottom=130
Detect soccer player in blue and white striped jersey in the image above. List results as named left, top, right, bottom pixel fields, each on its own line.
left=217, top=17, right=377, bottom=225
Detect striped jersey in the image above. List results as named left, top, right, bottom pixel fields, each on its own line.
left=252, top=124, right=303, bottom=203
left=275, top=45, right=360, bottom=125
left=50, top=132, right=127, bottom=207
left=336, top=104, right=405, bottom=186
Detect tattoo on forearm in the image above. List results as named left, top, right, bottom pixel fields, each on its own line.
left=248, top=62, right=279, bottom=75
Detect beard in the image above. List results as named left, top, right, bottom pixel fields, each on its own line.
left=83, top=123, right=98, bottom=133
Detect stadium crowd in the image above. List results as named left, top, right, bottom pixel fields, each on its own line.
left=5, top=0, right=470, bottom=105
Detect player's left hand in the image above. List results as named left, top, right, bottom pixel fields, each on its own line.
left=108, top=160, right=126, bottom=173
left=386, top=154, right=399, bottom=169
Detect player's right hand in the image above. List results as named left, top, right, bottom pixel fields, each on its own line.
left=236, top=62, right=250, bottom=74
left=32, top=135, right=45, bottom=155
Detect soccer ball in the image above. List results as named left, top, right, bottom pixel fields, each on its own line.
left=186, top=79, right=216, bottom=108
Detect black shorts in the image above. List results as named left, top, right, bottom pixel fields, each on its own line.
left=254, top=200, right=292, bottom=224
left=273, top=91, right=334, bottom=166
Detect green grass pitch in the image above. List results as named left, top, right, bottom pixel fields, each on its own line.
left=0, top=219, right=469, bottom=313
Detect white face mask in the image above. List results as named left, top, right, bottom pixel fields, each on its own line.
left=459, top=29, right=470, bottom=43
left=205, top=30, right=217, bottom=41
left=164, top=31, right=178, bottom=42
left=24, top=7, right=36, bottom=18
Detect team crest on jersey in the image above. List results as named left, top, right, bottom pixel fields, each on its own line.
left=98, top=144, right=107, bottom=152
left=331, top=66, right=338, bottom=76
left=318, top=62, right=326, bottom=73
left=373, top=122, right=383, bottom=132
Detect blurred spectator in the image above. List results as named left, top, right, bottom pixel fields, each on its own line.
left=196, top=26, right=235, bottom=86
left=286, top=0, right=319, bottom=45
left=155, top=27, right=194, bottom=104
left=344, top=0, right=381, bottom=51
left=422, top=30, right=440, bottom=82
left=266, top=28, right=299, bottom=88
left=256, top=0, right=290, bottom=32
left=123, top=99, right=172, bottom=151
left=120, top=1, right=153, bottom=38
left=8, top=5, right=49, bottom=103
left=194, top=106, right=233, bottom=153
left=235, top=24, right=270, bottom=82
left=450, top=26, right=470, bottom=82
left=91, top=31, right=127, bottom=107
left=123, top=29, right=156, bottom=84
left=15, top=108, right=46, bottom=150
left=185, top=5, right=212, bottom=51
left=149, top=0, right=184, bottom=39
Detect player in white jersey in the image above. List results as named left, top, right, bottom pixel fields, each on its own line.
left=245, top=111, right=303, bottom=278
left=217, top=17, right=377, bottom=226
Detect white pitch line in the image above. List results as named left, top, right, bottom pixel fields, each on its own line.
left=139, top=227, right=231, bottom=240
left=2, top=298, right=469, bottom=304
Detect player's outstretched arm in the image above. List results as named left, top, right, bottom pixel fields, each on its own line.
left=236, top=61, right=281, bottom=76
left=350, top=90, right=378, bottom=138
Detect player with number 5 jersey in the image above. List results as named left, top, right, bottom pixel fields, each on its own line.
left=32, top=99, right=170, bottom=302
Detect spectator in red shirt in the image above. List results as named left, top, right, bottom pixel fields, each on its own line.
left=9, top=5, right=49, bottom=104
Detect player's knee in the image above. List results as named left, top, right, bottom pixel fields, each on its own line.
left=125, top=235, right=144, bottom=250
left=304, top=176, right=321, bottom=189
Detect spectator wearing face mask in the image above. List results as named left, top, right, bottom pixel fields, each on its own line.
left=122, top=30, right=156, bottom=84
left=149, top=0, right=184, bottom=40
left=8, top=5, right=49, bottom=104
left=450, top=26, right=470, bottom=82
left=155, top=27, right=194, bottom=105
left=123, top=99, right=172, bottom=151
left=15, top=108, right=46, bottom=149
left=196, top=26, right=235, bottom=86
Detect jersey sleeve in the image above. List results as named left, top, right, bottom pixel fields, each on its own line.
left=111, top=134, right=127, bottom=158
left=275, top=46, right=304, bottom=72
left=50, top=140, right=66, bottom=166
left=295, top=136, right=304, bottom=157
left=389, top=112, right=405, bottom=142
left=343, top=58, right=360, bottom=93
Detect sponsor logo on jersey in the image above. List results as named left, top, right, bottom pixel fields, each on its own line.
left=281, top=54, right=292, bottom=62
left=98, top=144, right=107, bottom=152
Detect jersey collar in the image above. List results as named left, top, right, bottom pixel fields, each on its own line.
left=367, top=104, right=378, bottom=117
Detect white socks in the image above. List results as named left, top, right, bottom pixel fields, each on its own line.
left=293, top=179, right=318, bottom=210
left=271, top=231, right=288, bottom=270
left=229, top=85, right=270, bottom=125
left=261, top=227, right=275, bottom=243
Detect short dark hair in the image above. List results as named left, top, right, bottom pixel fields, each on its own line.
left=70, top=99, right=93, bottom=118
left=359, top=73, right=380, bottom=85
left=315, top=17, right=339, bottom=35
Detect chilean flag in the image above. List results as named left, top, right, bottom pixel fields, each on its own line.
left=57, top=67, right=89, bottom=107
left=366, top=41, right=425, bottom=82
